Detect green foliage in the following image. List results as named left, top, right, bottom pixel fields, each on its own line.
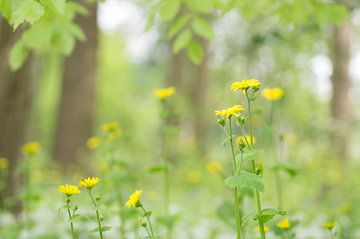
left=187, top=40, right=204, bottom=64
left=225, top=172, right=265, bottom=192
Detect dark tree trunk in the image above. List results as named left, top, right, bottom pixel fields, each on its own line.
left=0, top=18, right=34, bottom=213
left=53, top=0, right=98, bottom=170
left=330, top=11, right=352, bottom=160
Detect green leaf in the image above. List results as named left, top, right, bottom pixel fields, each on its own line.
left=172, top=29, right=192, bottom=53
left=191, top=17, right=214, bottom=39
left=242, top=208, right=286, bottom=225
left=101, top=226, right=112, bottom=232
left=224, top=172, right=264, bottom=192
left=9, top=40, right=29, bottom=71
left=187, top=40, right=204, bottom=65
left=236, top=150, right=264, bottom=167
left=143, top=211, right=152, bottom=217
left=167, top=14, right=190, bottom=39
left=159, top=0, right=180, bottom=21
left=0, top=0, right=12, bottom=23
left=50, top=0, right=65, bottom=14
left=145, top=11, right=156, bottom=32
left=12, top=0, right=45, bottom=29
left=149, top=165, right=167, bottom=173
left=186, top=0, right=213, bottom=13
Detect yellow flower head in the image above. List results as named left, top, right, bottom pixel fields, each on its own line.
left=154, top=87, right=176, bottom=100
left=277, top=219, right=291, bottom=230
left=102, top=122, right=119, bottom=133
left=231, top=79, right=260, bottom=94
left=262, top=87, right=284, bottom=101
left=0, top=158, right=9, bottom=170
left=186, top=171, right=201, bottom=184
left=206, top=162, right=222, bottom=174
left=125, top=190, right=142, bottom=207
left=339, top=202, right=351, bottom=214
left=22, top=142, right=41, bottom=156
left=79, top=177, right=100, bottom=189
left=237, top=135, right=256, bottom=146
left=323, top=221, right=336, bottom=230
left=58, top=184, right=80, bottom=196
left=215, top=105, right=244, bottom=118
left=256, top=226, right=270, bottom=233
left=86, top=137, right=101, bottom=150
left=106, top=129, right=122, bottom=143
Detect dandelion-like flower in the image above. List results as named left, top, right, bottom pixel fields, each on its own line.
left=154, top=87, right=175, bottom=100
left=215, top=105, right=244, bottom=118
left=237, top=135, right=256, bottom=145
left=277, top=219, right=291, bottom=229
left=256, top=225, right=270, bottom=233
left=0, top=158, right=9, bottom=170
left=80, top=177, right=100, bottom=190
left=262, top=87, right=284, bottom=101
left=58, top=184, right=81, bottom=196
left=22, top=142, right=41, bottom=156
left=125, top=190, right=142, bottom=208
left=231, top=79, right=260, bottom=94
left=86, top=137, right=101, bottom=150
left=323, top=221, right=336, bottom=230
left=106, top=129, right=122, bottom=143
left=102, top=122, right=119, bottom=133
left=206, top=162, right=222, bottom=174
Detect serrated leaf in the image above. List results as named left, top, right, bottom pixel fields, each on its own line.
left=9, top=40, right=29, bottom=71
left=186, top=0, right=213, bottom=13
left=101, top=226, right=112, bottom=232
left=191, top=17, right=214, bottom=39
left=12, top=0, right=45, bottom=29
left=167, top=14, right=190, bottom=39
left=160, top=0, right=180, bottom=21
left=173, top=29, right=192, bottom=53
left=187, top=40, right=203, bottom=65
left=225, top=172, right=264, bottom=192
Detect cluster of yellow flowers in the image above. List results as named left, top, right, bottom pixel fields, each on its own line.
left=262, top=87, right=284, bottom=101
left=86, top=136, right=101, bottom=150
left=125, top=190, right=142, bottom=208
left=230, top=79, right=261, bottom=93
left=236, top=135, right=256, bottom=146
left=59, top=177, right=100, bottom=196
left=86, top=122, right=123, bottom=150
left=277, top=218, right=291, bottom=229
left=322, top=221, right=336, bottom=230
left=215, top=105, right=244, bottom=118
left=153, top=87, right=176, bottom=100
left=0, top=158, right=9, bottom=170
left=22, top=142, right=41, bottom=156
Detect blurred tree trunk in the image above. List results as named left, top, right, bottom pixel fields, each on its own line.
left=0, top=18, right=34, bottom=213
left=54, top=0, right=98, bottom=170
left=330, top=3, right=352, bottom=160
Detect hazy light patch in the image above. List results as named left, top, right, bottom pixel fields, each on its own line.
left=98, top=0, right=158, bottom=62
left=310, top=55, right=332, bottom=101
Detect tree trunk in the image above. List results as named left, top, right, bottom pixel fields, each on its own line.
left=53, top=0, right=98, bottom=170
left=0, top=18, right=34, bottom=213
left=330, top=12, right=352, bottom=160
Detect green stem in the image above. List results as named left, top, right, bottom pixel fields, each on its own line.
left=229, top=119, right=243, bottom=239
left=161, top=101, right=170, bottom=214
left=328, top=230, right=335, bottom=239
left=66, top=199, right=76, bottom=239
left=246, top=92, right=266, bottom=239
left=88, top=190, right=104, bottom=239
left=141, top=205, right=154, bottom=237
left=275, top=168, right=283, bottom=209
left=286, top=229, right=292, bottom=239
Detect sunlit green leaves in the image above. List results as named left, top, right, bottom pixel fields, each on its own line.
left=9, top=41, right=29, bottom=71
left=167, top=14, right=190, bottom=38
left=191, top=16, right=214, bottom=39
left=242, top=208, right=286, bottom=225
left=187, top=40, right=204, bottom=64
left=225, top=172, right=264, bottom=192
left=12, top=0, right=45, bottom=29
left=185, top=0, right=213, bottom=13
left=160, top=0, right=181, bottom=21
left=173, top=29, right=192, bottom=53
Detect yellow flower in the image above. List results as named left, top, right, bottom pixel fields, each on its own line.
left=0, top=158, right=9, bottom=170
left=339, top=202, right=351, bottom=214
left=86, top=137, right=101, bottom=150
left=125, top=190, right=142, bottom=207
left=215, top=105, right=244, bottom=118
left=323, top=221, right=336, bottom=230
left=186, top=171, right=201, bottom=184
left=22, top=142, right=41, bottom=156
left=256, top=226, right=270, bottom=233
left=154, top=87, right=175, bottom=100
left=236, top=135, right=256, bottom=145
left=277, top=219, right=291, bottom=230
left=102, top=122, right=119, bottom=133
left=262, top=87, right=284, bottom=101
left=106, top=129, right=122, bottom=143
left=79, top=177, right=100, bottom=189
left=206, top=162, right=222, bottom=174
left=58, top=184, right=80, bottom=196
left=231, top=79, right=260, bottom=94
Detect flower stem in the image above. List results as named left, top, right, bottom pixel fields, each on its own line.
left=141, top=205, right=154, bottom=237
left=246, top=92, right=266, bottom=239
left=88, top=190, right=104, bottom=239
left=229, top=119, right=243, bottom=239
left=66, top=199, right=76, bottom=239
left=161, top=101, right=170, bottom=214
